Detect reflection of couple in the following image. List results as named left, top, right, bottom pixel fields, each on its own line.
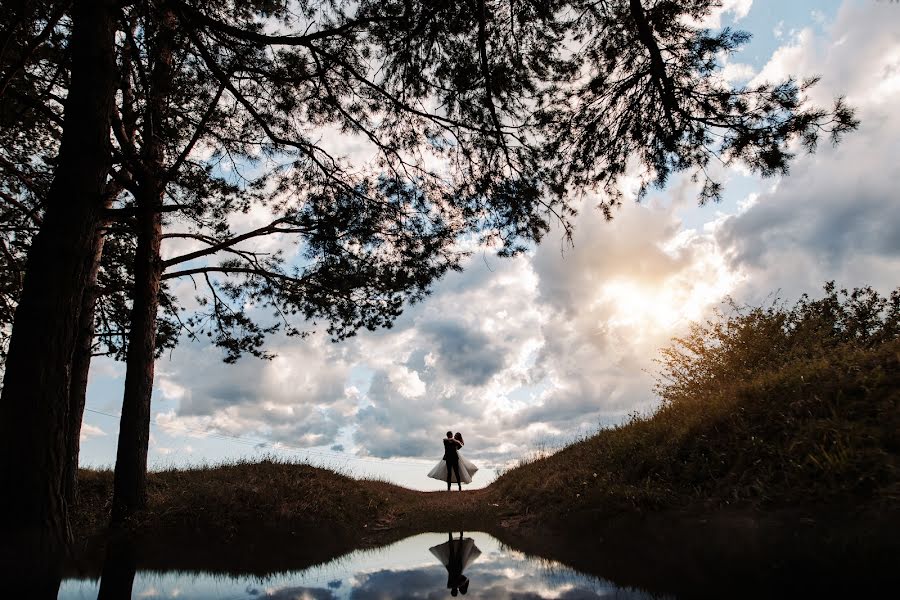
left=427, top=431, right=479, bottom=491
left=430, top=532, right=480, bottom=596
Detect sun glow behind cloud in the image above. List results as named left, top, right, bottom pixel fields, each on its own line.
left=588, top=224, right=743, bottom=347
left=599, top=277, right=719, bottom=333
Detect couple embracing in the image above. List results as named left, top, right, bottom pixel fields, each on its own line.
left=428, top=431, right=479, bottom=491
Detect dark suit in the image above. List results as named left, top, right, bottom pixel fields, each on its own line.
left=447, top=532, right=469, bottom=593
left=443, top=438, right=462, bottom=490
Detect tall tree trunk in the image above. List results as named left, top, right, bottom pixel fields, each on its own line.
left=67, top=9, right=136, bottom=509
left=66, top=11, right=135, bottom=506
left=110, top=2, right=175, bottom=523
left=0, top=0, right=116, bottom=555
left=110, top=191, right=162, bottom=523
left=64, top=200, right=111, bottom=507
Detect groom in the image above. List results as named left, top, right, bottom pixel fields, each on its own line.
left=443, top=431, right=462, bottom=491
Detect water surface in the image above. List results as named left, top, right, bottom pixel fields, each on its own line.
left=60, top=531, right=658, bottom=599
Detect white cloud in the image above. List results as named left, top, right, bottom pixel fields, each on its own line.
left=686, top=0, right=753, bottom=29
left=80, top=423, right=106, bottom=442
left=717, top=0, right=900, bottom=301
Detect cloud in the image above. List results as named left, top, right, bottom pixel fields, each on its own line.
left=80, top=423, right=106, bottom=442
left=246, top=586, right=336, bottom=600
left=686, top=0, right=753, bottom=29
left=419, top=320, right=508, bottom=387
left=717, top=0, right=900, bottom=301
left=152, top=332, right=354, bottom=449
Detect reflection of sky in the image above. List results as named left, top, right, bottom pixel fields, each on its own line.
left=59, top=532, right=661, bottom=599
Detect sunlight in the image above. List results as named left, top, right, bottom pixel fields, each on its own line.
left=597, top=265, right=739, bottom=340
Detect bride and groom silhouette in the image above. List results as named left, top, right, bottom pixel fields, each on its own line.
left=429, top=532, right=480, bottom=596
left=427, top=431, right=478, bottom=490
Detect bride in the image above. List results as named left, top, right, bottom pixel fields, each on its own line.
left=428, top=432, right=479, bottom=484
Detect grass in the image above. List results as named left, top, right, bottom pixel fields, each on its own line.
left=71, top=457, right=502, bottom=546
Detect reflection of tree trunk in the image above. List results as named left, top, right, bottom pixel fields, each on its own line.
left=7, top=560, right=63, bottom=598
left=111, top=3, right=175, bottom=523
left=97, top=541, right=136, bottom=600
left=0, top=0, right=116, bottom=554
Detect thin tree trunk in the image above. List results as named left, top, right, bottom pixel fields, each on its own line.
left=64, top=203, right=110, bottom=506
left=110, top=192, right=162, bottom=523
left=0, top=0, right=116, bottom=555
left=110, top=2, right=175, bottom=523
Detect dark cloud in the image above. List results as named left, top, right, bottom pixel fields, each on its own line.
left=420, top=320, right=506, bottom=387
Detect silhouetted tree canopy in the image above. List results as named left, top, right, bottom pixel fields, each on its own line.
left=1, top=0, right=859, bottom=365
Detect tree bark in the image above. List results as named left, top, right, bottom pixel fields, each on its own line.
left=110, top=191, right=163, bottom=523
left=0, top=0, right=116, bottom=555
left=64, top=200, right=111, bottom=507
left=66, top=15, right=135, bottom=506
left=110, top=2, right=175, bottom=523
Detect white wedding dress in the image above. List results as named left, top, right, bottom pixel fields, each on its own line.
left=429, top=536, right=482, bottom=571
left=427, top=452, right=479, bottom=484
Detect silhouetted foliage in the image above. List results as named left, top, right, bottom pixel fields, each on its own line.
left=656, top=283, right=900, bottom=405
left=543, top=0, right=858, bottom=215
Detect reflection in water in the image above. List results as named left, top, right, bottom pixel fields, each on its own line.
left=95, top=541, right=136, bottom=600
left=429, top=532, right=481, bottom=595
left=59, top=532, right=657, bottom=599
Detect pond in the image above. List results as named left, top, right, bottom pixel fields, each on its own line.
left=59, top=531, right=660, bottom=599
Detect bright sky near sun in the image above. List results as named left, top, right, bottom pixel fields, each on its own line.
left=78, top=0, right=900, bottom=490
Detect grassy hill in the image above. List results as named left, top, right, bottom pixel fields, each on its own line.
left=491, top=339, right=899, bottom=518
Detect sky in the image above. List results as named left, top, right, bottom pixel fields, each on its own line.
left=77, top=0, right=900, bottom=490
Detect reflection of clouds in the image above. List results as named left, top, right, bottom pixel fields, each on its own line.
left=345, top=560, right=653, bottom=600
left=348, top=567, right=447, bottom=599
left=59, top=532, right=657, bottom=600
left=341, top=534, right=653, bottom=600
left=253, top=586, right=338, bottom=600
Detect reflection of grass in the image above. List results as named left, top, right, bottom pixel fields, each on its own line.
left=491, top=284, right=900, bottom=517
